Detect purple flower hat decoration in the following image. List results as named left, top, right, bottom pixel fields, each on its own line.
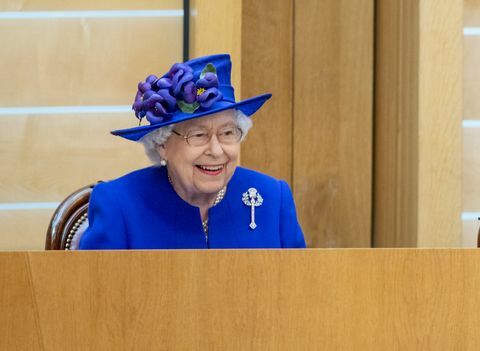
left=112, top=54, right=272, bottom=141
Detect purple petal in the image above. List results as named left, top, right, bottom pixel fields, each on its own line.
left=183, top=81, right=197, bottom=103
left=155, top=77, right=172, bottom=89
left=134, top=90, right=142, bottom=103
left=132, top=100, right=143, bottom=111
left=138, top=82, right=151, bottom=93
left=198, top=88, right=223, bottom=108
left=157, top=90, right=177, bottom=111
left=173, top=71, right=194, bottom=97
left=154, top=102, right=168, bottom=115
left=168, top=63, right=193, bottom=78
left=132, top=102, right=142, bottom=118
left=146, top=75, right=158, bottom=84
left=146, top=111, right=164, bottom=124
left=143, top=94, right=163, bottom=109
left=143, top=90, right=155, bottom=100
left=197, top=72, right=219, bottom=89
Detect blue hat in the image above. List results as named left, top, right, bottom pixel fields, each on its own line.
left=111, top=54, right=272, bottom=141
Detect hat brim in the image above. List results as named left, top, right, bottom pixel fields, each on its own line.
left=111, top=93, right=272, bottom=141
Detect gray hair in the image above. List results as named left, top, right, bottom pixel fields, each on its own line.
left=140, top=109, right=253, bottom=165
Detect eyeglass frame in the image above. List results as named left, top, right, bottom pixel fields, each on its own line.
left=171, top=125, right=243, bottom=146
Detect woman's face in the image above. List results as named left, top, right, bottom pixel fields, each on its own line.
left=158, top=109, right=240, bottom=202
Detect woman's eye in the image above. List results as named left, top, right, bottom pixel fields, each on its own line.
left=190, top=132, right=208, bottom=138
left=220, top=129, right=235, bottom=136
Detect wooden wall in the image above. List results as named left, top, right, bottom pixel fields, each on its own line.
left=189, top=0, right=241, bottom=93
left=0, top=1, right=182, bottom=249
left=240, top=0, right=293, bottom=184
left=241, top=0, right=374, bottom=248
left=464, top=0, right=480, bottom=247
left=374, top=0, right=463, bottom=247
left=0, top=0, right=466, bottom=249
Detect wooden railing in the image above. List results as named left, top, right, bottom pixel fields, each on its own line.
left=1, top=249, right=480, bottom=350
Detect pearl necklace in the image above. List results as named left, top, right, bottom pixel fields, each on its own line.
left=167, top=174, right=226, bottom=239
left=201, top=186, right=226, bottom=238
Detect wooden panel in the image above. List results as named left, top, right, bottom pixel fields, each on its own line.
left=0, top=253, right=42, bottom=350
left=463, top=128, right=480, bottom=211
left=417, top=0, right=463, bottom=246
left=294, top=0, right=373, bottom=247
left=2, top=250, right=480, bottom=350
left=463, top=0, right=480, bottom=248
left=189, top=0, right=242, bottom=93
left=0, top=1, right=184, bottom=250
left=0, top=18, right=182, bottom=106
left=465, top=0, right=480, bottom=26
left=463, top=220, right=480, bottom=247
left=240, top=0, right=293, bottom=183
left=464, top=37, right=480, bottom=119
left=0, top=0, right=182, bottom=11
left=375, top=0, right=462, bottom=247
left=0, top=114, right=149, bottom=202
left=0, top=211, right=52, bottom=250
left=374, top=0, right=419, bottom=247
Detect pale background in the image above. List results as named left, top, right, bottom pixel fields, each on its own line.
left=0, top=0, right=477, bottom=249
left=464, top=0, right=480, bottom=246
left=0, top=1, right=182, bottom=249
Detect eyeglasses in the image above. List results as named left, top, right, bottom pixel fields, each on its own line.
left=172, top=125, right=243, bottom=146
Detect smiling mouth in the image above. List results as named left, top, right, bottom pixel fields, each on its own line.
left=196, top=164, right=225, bottom=175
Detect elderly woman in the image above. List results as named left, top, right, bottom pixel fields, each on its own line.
left=79, top=54, right=306, bottom=249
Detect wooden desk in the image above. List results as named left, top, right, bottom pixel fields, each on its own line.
left=1, top=249, right=479, bottom=350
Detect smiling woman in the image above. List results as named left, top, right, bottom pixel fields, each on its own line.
left=156, top=111, right=241, bottom=215
left=79, top=54, right=306, bottom=249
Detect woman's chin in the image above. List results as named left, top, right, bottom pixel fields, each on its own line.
left=195, top=181, right=226, bottom=196
left=193, top=176, right=227, bottom=195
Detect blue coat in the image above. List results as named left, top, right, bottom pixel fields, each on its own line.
left=79, top=166, right=306, bottom=249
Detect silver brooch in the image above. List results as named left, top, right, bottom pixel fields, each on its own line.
left=242, top=188, right=263, bottom=229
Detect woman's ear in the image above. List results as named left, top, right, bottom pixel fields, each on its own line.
left=155, top=143, right=167, bottom=160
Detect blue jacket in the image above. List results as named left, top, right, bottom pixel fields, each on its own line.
left=79, top=166, right=306, bottom=249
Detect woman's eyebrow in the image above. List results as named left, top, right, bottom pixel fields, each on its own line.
left=185, top=125, right=210, bottom=132
left=187, top=122, right=236, bottom=130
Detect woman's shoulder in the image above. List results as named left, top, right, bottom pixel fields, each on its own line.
left=232, top=166, right=287, bottom=192
left=99, top=166, right=166, bottom=190
left=234, top=166, right=277, bottom=180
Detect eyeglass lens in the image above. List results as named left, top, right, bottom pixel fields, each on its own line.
left=186, top=126, right=242, bottom=146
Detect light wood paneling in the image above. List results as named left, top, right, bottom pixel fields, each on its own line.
left=294, top=0, right=373, bottom=247
left=375, top=0, right=462, bottom=247
left=465, top=0, right=480, bottom=26
left=463, top=220, right=480, bottom=247
left=463, top=128, right=480, bottom=211
left=0, top=114, right=149, bottom=202
left=0, top=2, right=184, bottom=250
left=0, top=19, right=182, bottom=106
left=375, top=0, right=419, bottom=247
left=240, top=0, right=293, bottom=183
left=463, top=0, right=480, bottom=248
left=0, top=210, right=52, bottom=250
left=2, top=250, right=480, bottom=349
left=189, top=0, right=242, bottom=94
left=0, top=0, right=182, bottom=11
left=417, top=1, right=463, bottom=246
left=0, top=253, right=42, bottom=350
left=464, top=37, right=480, bottom=119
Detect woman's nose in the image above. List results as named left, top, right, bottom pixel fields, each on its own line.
left=205, top=133, right=224, bottom=156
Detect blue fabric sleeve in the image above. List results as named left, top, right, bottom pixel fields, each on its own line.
left=279, top=180, right=307, bottom=248
left=78, top=182, right=128, bottom=250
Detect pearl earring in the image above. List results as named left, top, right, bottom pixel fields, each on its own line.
left=160, top=159, right=167, bottom=166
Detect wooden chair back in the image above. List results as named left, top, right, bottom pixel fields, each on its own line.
left=45, top=183, right=98, bottom=250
